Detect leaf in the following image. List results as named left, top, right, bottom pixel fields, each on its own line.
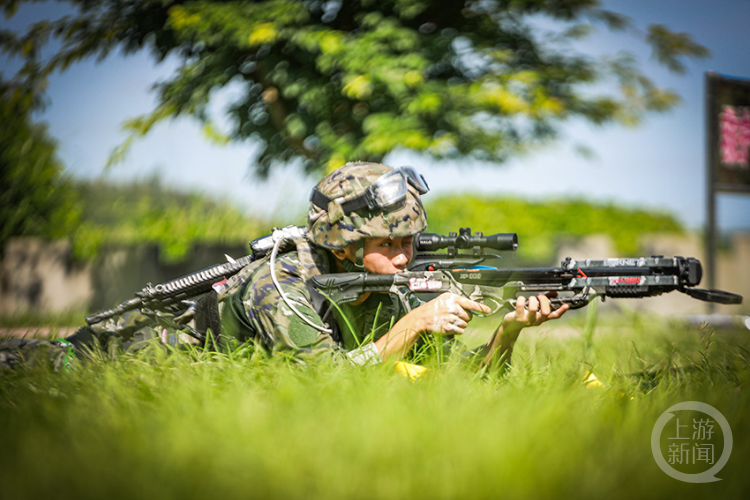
left=342, top=75, right=373, bottom=100
left=0, top=0, right=711, bottom=176
left=248, top=22, right=278, bottom=46
left=646, top=24, right=710, bottom=74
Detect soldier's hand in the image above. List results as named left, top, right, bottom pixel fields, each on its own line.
left=377, top=293, right=491, bottom=361
left=501, top=293, right=569, bottom=338
left=406, top=292, right=491, bottom=335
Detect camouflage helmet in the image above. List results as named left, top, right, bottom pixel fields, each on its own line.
left=307, top=162, right=428, bottom=250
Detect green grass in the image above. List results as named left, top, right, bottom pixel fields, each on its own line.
left=1, top=315, right=749, bottom=499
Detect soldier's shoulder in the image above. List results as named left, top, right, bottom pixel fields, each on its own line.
left=250, top=244, right=331, bottom=282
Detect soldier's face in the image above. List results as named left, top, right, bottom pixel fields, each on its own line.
left=362, top=236, right=414, bottom=274
left=335, top=236, right=414, bottom=274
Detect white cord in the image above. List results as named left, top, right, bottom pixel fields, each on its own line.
left=269, top=236, right=333, bottom=334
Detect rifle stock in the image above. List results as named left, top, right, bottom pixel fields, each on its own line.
left=84, top=225, right=306, bottom=326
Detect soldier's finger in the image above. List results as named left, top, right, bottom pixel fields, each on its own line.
left=450, top=303, right=472, bottom=322
left=450, top=315, right=469, bottom=331
left=440, top=319, right=466, bottom=335
left=539, top=294, right=551, bottom=317
left=457, top=296, right=491, bottom=315
left=515, top=295, right=527, bottom=319
left=432, top=315, right=457, bottom=334
left=526, top=295, right=539, bottom=325
left=546, top=303, right=570, bottom=320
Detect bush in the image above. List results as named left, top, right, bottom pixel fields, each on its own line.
left=425, top=195, right=683, bottom=263
left=70, top=178, right=276, bottom=262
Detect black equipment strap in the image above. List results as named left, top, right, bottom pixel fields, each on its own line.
left=310, top=188, right=369, bottom=214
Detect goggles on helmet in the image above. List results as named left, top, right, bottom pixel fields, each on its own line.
left=311, top=165, right=429, bottom=214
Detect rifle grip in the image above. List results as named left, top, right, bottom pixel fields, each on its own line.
left=309, top=273, right=368, bottom=304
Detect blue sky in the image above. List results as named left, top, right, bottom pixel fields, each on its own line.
left=3, top=0, right=750, bottom=229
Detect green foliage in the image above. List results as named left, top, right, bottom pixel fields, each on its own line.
left=0, top=78, right=82, bottom=253
left=1, top=0, right=708, bottom=176
left=36, top=177, right=684, bottom=264
left=70, top=178, right=274, bottom=261
left=647, top=24, right=710, bottom=74
left=0, top=309, right=86, bottom=328
left=1, top=318, right=749, bottom=498
left=425, top=194, right=683, bottom=263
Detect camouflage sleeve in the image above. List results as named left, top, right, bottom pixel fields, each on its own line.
left=241, top=253, right=343, bottom=358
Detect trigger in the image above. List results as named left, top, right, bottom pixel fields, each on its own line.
left=483, top=297, right=503, bottom=315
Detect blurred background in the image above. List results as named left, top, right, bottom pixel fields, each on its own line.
left=1, top=0, right=749, bottom=325
left=4, top=6, right=749, bottom=498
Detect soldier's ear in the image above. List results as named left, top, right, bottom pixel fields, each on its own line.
left=332, top=243, right=358, bottom=263
left=331, top=248, right=348, bottom=261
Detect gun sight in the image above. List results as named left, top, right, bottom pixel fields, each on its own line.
left=416, top=227, right=518, bottom=254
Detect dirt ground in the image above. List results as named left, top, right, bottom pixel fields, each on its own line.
left=0, top=327, right=77, bottom=339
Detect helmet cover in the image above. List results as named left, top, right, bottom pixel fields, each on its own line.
left=307, top=162, right=428, bottom=250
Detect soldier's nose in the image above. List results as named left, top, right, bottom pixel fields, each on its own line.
left=392, top=253, right=408, bottom=267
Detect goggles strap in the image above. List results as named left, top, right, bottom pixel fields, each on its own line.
left=311, top=188, right=369, bottom=214
left=338, top=240, right=366, bottom=273
left=355, top=240, right=365, bottom=268
left=311, top=166, right=426, bottom=215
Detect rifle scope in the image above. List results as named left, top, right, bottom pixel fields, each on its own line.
left=416, top=227, right=518, bottom=252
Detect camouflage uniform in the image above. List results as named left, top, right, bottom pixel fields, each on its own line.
left=0, top=313, right=168, bottom=371
left=218, top=161, right=428, bottom=361
left=218, top=244, right=408, bottom=358
left=0, top=163, right=430, bottom=369
left=0, top=338, right=73, bottom=372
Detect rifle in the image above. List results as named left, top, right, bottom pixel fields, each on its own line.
left=86, top=226, right=742, bottom=333
left=309, top=228, right=742, bottom=314
left=84, top=226, right=307, bottom=327
left=84, top=225, right=518, bottom=328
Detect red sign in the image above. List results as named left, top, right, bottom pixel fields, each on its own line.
left=708, top=73, right=750, bottom=192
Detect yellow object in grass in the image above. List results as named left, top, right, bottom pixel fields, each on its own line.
left=582, top=371, right=607, bottom=389
left=394, top=361, right=429, bottom=381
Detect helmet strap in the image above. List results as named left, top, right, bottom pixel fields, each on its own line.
left=338, top=240, right=366, bottom=273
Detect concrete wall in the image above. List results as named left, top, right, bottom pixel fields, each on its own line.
left=0, top=238, right=247, bottom=315
left=1, top=234, right=748, bottom=317
left=1, top=239, right=93, bottom=313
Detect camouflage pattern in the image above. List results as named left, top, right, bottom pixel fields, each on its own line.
left=308, top=162, right=427, bottom=250
left=219, top=243, right=404, bottom=356
left=32, top=163, right=429, bottom=363
left=218, top=162, right=429, bottom=357
left=72, top=310, right=190, bottom=358
left=0, top=338, right=71, bottom=371
left=88, top=310, right=159, bottom=344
